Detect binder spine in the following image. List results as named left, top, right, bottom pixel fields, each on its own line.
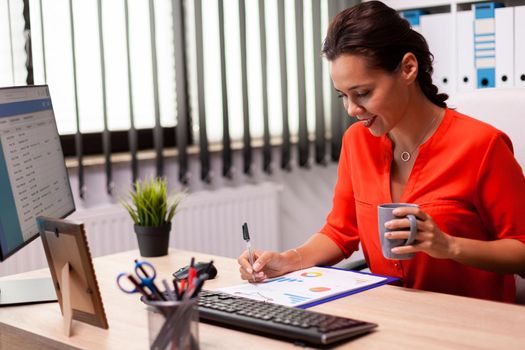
left=402, top=10, right=425, bottom=32
left=474, top=2, right=503, bottom=88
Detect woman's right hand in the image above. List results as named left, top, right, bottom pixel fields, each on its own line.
left=237, top=234, right=343, bottom=283
left=237, top=249, right=292, bottom=283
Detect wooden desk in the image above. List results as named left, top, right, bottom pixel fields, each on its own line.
left=1, top=249, right=524, bottom=349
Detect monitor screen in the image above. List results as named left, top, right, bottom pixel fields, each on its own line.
left=0, top=85, right=75, bottom=262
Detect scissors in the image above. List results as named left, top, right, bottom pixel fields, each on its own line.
left=116, top=260, right=166, bottom=301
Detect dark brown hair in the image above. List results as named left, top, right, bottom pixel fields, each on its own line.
left=322, top=1, right=448, bottom=108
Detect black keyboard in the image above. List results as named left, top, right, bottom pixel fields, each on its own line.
left=197, top=290, right=377, bottom=346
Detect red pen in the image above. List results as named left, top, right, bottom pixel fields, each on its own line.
left=188, top=257, right=197, bottom=288
left=179, top=278, right=187, bottom=297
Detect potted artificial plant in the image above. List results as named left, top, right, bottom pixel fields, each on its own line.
left=121, top=177, right=184, bottom=257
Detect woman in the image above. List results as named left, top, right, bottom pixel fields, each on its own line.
left=238, top=1, right=525, bottom=302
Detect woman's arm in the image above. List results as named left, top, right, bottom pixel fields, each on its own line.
left=295, top=233, right=347, bottom=268
left=447, top=237, right=525, bottom=276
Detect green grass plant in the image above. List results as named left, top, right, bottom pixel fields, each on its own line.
left=121, top=177, right=184, bottom=227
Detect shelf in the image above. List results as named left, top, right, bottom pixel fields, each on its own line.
left=378, top=0, right=525, bottom=11
left=378, top=0, right=454, bottom=11
left=448, top=86, right=525, bottom=104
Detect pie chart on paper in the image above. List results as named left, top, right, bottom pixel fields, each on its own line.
left=301, top=271, right=323, bottom=278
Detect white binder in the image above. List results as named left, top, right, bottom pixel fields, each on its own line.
left=420, top=13, right=455, bottom=96
left=473, top=3, right=502, bottom=89
left=457, top=10, right=475, bottom=92
left=495, top=7, right=514, bottom=88
left=514, top=6, right=525, bottom=88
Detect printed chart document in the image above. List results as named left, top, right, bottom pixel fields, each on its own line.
left=218, top=267, right=389, bottom=308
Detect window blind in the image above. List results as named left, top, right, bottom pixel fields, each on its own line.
left=3, top=0, right=357, bottom=196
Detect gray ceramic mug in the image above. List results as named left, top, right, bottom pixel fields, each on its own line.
left=378, top=203, right=418, bottom=260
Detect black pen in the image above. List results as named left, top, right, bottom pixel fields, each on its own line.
left=190, top=273, right=209, bottom=299
left=242, top=223, right=257, bottom=282
left=172, top=278, right=181, bottom=300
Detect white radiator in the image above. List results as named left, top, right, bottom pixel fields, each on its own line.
left=0, top=182, right=281, bottom=276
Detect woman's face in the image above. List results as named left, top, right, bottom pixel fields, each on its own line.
left=330, top=54, right=411, bottom=137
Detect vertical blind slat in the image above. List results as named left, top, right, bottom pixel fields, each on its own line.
left=312, top=0, right=325, bottom=165
left=342, top=1, right=357, bottom=132
left=96, top=0, right=113, bottom=195
left=328, top=0, right=342, bottom=162
left=295, top=0, right=309, bottom=167
left=194, top=0, right=210, bottom=183
left=23, top=1, right=33, bottom=85
left=277, top=0, right=291, bottom=171
left=7, top=0, right=15, bottom=84
left=148, top=0, right=163, bottom=177
left=172, top=0, right=190, bottom=184
left=38, top=0, right=47, bottom=83
left=218, top=0, right=232, bottom=179
left=258, top=0, right=271, bottom=174
left=68, top=0, right=84, bottom=198
left=124, top=0, right=138, bottom=184
left=238, top=0, right=252, bottom=175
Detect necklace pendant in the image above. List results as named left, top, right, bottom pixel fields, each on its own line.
left=401, top=151, right=411, bottom=162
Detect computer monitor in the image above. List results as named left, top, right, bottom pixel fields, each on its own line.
left=0, top=85, right=75, bottom=306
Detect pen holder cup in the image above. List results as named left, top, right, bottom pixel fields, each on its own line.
left=142, top=297, right=200, bottom=350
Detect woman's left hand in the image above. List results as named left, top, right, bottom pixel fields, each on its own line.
left=384, top=206, right=458, bottom=259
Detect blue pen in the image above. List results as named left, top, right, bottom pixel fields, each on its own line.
left=242, top=223, right=257, bottom=282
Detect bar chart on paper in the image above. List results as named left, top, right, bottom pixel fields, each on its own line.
left=218, top=267, right=388, bottom=307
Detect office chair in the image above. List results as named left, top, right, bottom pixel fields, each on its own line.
left=515, top=276, right=525, bottom=305
left=339, top=258, right=369, bottom=272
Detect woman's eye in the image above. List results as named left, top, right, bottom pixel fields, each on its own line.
left=337, top=93, right=345, bottom=99
left=355, top=91, right=369, bottom=98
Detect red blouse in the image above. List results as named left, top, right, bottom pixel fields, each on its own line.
left=320, top=108, right=525, bottom=302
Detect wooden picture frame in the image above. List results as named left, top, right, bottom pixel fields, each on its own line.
left=37, top=216, right=108, bottom=336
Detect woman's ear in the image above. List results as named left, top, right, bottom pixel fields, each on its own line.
left=399, top=52, right=418, bottom=84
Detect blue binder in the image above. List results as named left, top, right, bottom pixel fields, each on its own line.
left=402, top=9, right=425, bottom=28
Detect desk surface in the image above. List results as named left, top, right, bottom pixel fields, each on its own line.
left=1, top=249, right=524, bottom=349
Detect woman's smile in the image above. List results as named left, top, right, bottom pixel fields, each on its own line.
left=357, top=115, right=377, bottom=128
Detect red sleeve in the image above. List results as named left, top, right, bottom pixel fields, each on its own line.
left=319, top=131, right=360, bottom=257
left=475, top=132, right=525, bottom=244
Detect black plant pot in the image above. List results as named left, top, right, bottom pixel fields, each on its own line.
left=134, top=223, right=171, bottom=257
